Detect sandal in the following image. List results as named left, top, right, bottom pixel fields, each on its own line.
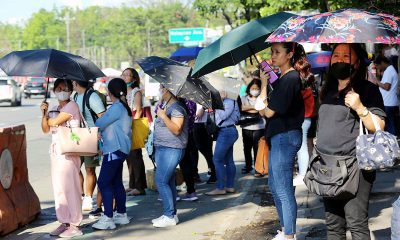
left=254, top=171, right=263, bottom=178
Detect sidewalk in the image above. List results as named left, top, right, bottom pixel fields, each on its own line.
left=3, top=131, right=281, bottom=240
left=296, top=168, right=400, bottom=240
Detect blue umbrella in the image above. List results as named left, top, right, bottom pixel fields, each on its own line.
left=170, top=47, right=203, bottom=62
left=307, top=51, right=331, bottom=74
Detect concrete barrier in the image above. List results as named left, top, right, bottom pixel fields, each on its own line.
left=0, top=125, right=41, bottom=236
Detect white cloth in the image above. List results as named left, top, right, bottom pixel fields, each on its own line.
left=254, top=96, right=266, bottom=111
left=379, top=65, right=399, bottom=107
left=194, top=103, right=207, bottom=123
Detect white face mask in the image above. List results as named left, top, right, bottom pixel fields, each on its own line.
left=55, top=91, right=72, bottom=101
left=250, top=90, right=260, bottom=97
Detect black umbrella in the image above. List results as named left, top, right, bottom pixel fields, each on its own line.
left=0, top=49, right=105, bottom=101
left=136, top=56, right=224, bottom=110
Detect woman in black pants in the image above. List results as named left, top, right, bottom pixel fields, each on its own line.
left=239, top=78, right=265, bottom=176
left=316, top=43, right=385, bottom=240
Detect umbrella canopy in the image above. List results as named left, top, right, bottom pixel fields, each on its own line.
left=267, top=8, right=400, bottom=44
left=170, top=47, right=204, bottom=62
left=0, top=49, right=105, bottom=81
left=191, top=12, right=296, bottom=77
left=307, top=51, right=332, bottom=74
left=136, top=56, right=223, bottom=110
left=205, top=73, right=242, bottom=100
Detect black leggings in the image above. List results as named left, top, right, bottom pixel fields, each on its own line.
left=242, top=129, right=264, bottom=171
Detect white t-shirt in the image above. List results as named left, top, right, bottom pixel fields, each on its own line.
left=379, top=65, right=399, bottom=107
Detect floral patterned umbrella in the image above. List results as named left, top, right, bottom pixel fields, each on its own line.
left=267, top=8, right=400, bottom=44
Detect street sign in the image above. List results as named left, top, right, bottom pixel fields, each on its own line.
left=169, top=28, right=205, bottom=43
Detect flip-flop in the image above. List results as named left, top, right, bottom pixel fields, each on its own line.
left=127, top=189, right=146, bottom=196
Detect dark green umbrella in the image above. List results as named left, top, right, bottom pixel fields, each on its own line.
left=191, top=12, right=296, bottom=77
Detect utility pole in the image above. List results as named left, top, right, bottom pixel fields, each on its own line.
left=18, top=40, right=21, bottom=50
left=64, top=11, right=72, bottom=52
left=56, top=37, right=60, bottom=50
left=81, top=30, right=86, bottom=57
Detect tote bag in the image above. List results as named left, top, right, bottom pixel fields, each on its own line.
left=255, top=137, right=268, bottom=175
left=58, top=124, right=98, bottom=156
left=132, top=117, right=150, bottom=150
left=356, top=114, right=400, bottom=170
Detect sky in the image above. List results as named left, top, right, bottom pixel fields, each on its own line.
left=0, top=0, right=130, bottom=24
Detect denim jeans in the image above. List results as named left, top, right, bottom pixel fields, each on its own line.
left=98, top=151, right=128, bottom=218
left=213, top=126, right=238, bottom=189
left=268, top=130, right=302, bottom=235
left=155, top=146, right=185, bottom=217
left=296, top=118, right=311, bottom=176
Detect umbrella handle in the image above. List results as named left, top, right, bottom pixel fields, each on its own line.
left=43, top=77, right=50, bottom=115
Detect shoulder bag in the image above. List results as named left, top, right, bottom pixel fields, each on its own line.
left=304, top=147, right=360, bottom=199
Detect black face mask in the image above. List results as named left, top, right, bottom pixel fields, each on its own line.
left=330, top=62, right=354, bottom=80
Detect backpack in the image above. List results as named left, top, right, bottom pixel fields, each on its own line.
left=74, top=88, right=107, bottom=122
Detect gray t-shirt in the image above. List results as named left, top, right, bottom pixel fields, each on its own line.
left=154, top=101, right=188, bottom=149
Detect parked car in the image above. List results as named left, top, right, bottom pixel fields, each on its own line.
left=24, top=77, right=50, bottom=98
left=0, top=78, right=22, bottom=106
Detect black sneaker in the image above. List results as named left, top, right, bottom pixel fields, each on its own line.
left=89, top=208, right=103, bottom=219
left=206, top=176, right=217, bottom=184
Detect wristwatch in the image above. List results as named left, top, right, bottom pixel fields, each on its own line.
left=357, top=107, right=369, bottom=117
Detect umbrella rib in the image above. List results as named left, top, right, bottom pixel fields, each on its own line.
left=44, top=49, right=52, bottom=78
left=64, top=53, right=86, bottom=81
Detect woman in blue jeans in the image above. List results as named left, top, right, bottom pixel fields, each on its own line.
left=257, top=42, right=309, bottom=240
left=92, top=78, right=132, bottom=230
left=206, top=92, right=240, bottom=195
left=152, top=84, right=188, bottom=228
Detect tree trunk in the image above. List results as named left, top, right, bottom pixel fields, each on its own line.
left=320, top=0, right=329, bottom=12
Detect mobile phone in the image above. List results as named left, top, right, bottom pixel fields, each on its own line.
left=260, top=60, right=279, bottom=84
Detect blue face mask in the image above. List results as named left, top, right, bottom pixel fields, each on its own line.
left=127, top=82, right=134, bottom=88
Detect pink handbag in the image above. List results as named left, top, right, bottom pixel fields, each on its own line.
left=57, top=115, right=99, bottom=157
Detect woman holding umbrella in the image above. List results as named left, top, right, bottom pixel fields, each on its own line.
left=152, top=84, right=188, bottom=228
left=256, top=42, right=306, bottom=240
left=315, top=43, right=385, bottom=240
left=40, top=79, right=83, bottom=238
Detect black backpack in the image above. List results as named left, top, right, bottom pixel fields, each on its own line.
left=74, top=88, right=107, bottom=122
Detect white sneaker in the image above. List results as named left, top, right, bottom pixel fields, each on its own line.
left=92, top=215, right=116, bottom=230
left=152, top=215, right=177, bottom=228
left=293, top=175, right=305, bottom=187
left=113, top=212, right=129, bottom=225
left=82, top=196, right=93, bottom=211
left=152, top=215, right=178, bottom=224
left=272, top=230, right=285, bottom=240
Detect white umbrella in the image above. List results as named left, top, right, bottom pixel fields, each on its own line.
left=204, top=73, right=242, bottom=100
left=102, top=68, right=122, bottom=77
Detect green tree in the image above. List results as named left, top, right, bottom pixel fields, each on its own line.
left=22, top=9, right=65, bottom=49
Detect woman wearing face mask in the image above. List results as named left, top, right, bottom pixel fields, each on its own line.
left=92, top=78, right=132, bottom=230
left=152, top=85, right=188, bottom=228
left=40, top=79, right=83, bottom=238
left=121, top=67, right=140, bottom=110
left=257, top=42, right=306, bottom=240
left=239, top=77, right=265, bottom=176
left=317, top=44, right=385, bottom=240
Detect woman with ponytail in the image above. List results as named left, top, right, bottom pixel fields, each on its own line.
left=92, top=78, right=132, bottom=230
left=293, top=48, right=316, bottom=187
left=257, top=42, right=305, bottom=240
